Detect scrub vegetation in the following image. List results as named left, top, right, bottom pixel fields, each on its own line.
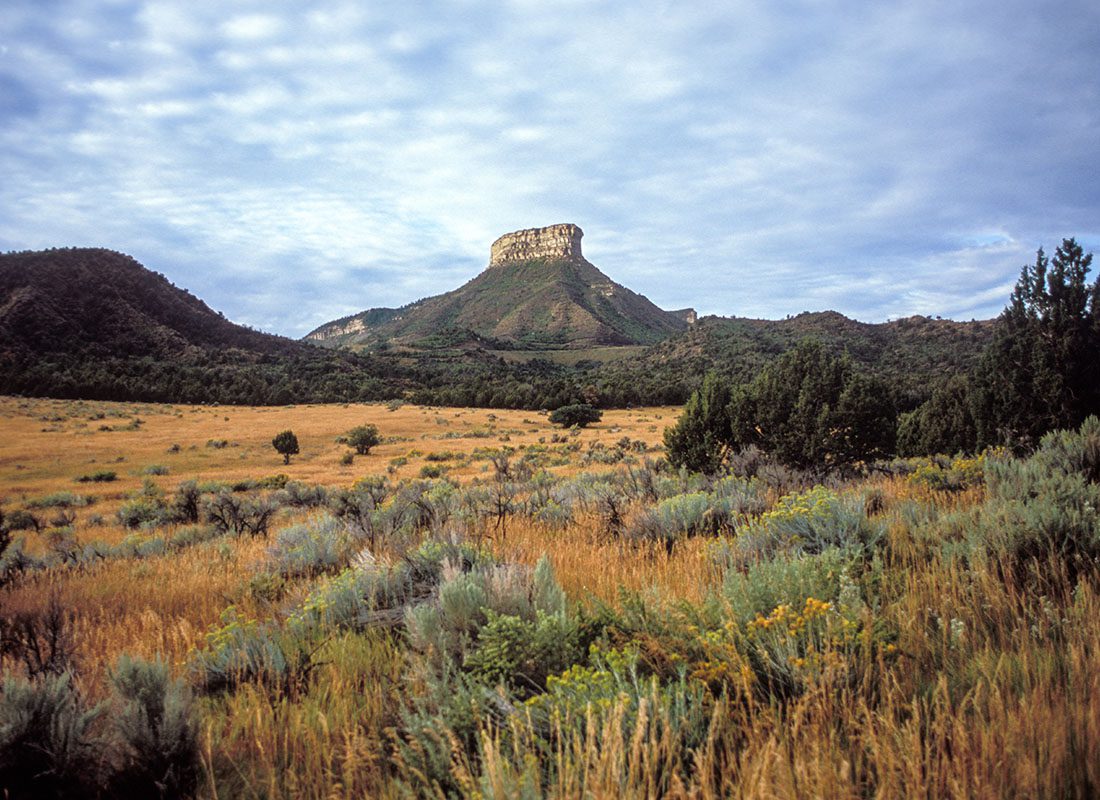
left=1, top=396, right=1098, bottom=798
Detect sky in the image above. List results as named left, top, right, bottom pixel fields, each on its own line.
left=2, top=1, right=1098, bottom=338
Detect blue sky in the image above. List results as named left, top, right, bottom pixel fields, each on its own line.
left=2, top=1, right=1098, bottom=337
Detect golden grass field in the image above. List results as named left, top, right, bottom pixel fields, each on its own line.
left=0, top=397, right=690, bottom=673
left=2, top=395, right=1098, bottom=799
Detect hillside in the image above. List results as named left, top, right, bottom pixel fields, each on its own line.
left=0, top=248, right=407, bottom=403
left=621, top=311, right=996, bottom=400
left=306, top=224, right=690, bottom=349
left=0, top=246, right=998, bottom=410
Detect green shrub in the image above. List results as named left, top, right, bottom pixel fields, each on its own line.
left=3, top=509, right=40, bottom=533
left=975, top=418, right=1100, bottom=582
left=731, top=486, right=882, bottom=563
left=203, top=492, right=277, bottom=538
left=117, top=497, right=169, bottom=529
left=168, top=524, right=220, bottom=550
left=272, top=430, right=299, bottom=465
left=26, top=492, right=91, bottom=509
left=0, top=671, right=102, bottom=799
left=141, top=464, right=169, bottom=476
left=189, top=608, right=314, bottom=694
left=406, top=556, right=570, bottom=682
left=548, top=404, right=602, bottom=428
left=266, top=515, right=353, bottom=579
left=277, top=480, right=328, bottom=508
left=464, top=609, right=581, bottom=697
left=107, top=654, right=200, bottom=800
left=346, top=424, right=381, bottom=455
left=721, top=547, right=861, bottom=627
left=75, top=470, right=116, bottom=483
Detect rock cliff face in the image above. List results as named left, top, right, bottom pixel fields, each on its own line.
left=489, top=223, right=583, bottom=267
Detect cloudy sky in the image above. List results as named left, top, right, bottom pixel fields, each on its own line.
left=2, top=1, right=1098, bottom=337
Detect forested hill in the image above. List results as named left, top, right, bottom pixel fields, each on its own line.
left=617, top=311, right=995, bottom=403
left=0, top=247, right=996, bottom=409
left=0, top=248, right=409, bottom=404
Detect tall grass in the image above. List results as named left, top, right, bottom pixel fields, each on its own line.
left=2, top=398, right=1098, bottom=798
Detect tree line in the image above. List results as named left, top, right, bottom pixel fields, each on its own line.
left=666, top=238, right=1100, bottom=470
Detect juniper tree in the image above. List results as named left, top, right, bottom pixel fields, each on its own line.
left=973, top=238, right=1100, bottom=449
left=664, top=372, right=733, bottom=474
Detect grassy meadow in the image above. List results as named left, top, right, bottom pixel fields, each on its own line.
left=1, top=395, right=1098, bottom=798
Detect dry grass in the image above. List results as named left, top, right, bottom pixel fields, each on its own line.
left=2, top=396, right=1098, bottom=798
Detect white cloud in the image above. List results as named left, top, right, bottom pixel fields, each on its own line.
left=1, top=0, right=1098, bottom=336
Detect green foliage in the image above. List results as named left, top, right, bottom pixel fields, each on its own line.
left=203, top=491, right=277, bottom=538
left=277, top=480, right=328, bottom=508
left=907, top=452, right=991, bottom=492
left=107, top=654, right=200, bottom=800
left=729, top=340, right=896, bottom=469
left=0, top=671, right=102, bottom=799
left=271, top=429, right=299, bottom=464
left=663, top=371, right=732, bottom=474
left=3, top=509, right=40, bottom=533
left=463, top=609, right=581, bottom=697
left=721, top=547, right=862, bottom=627
left=970, top=417, right=1100, bottom=583
left=75, top=469, right=117, bottom=483
left=725, top=486, right=882, bottom=564
left=626, top=476, right=767, bottom=552
left=266, top=515, right=353, bottom=579
left=548, top=403, right=602, bottom=428
left=897, top=376, right=977, bottom=456
left=405, top=556, right=573, bottom=681
left=189, top=608, right=315, bottom=694
left=972, top=239, right=1100, bottom=449
left=116, top=496, right=169, bottom=529
left=346, top=423, right=381, bottom=455
left=26, top=491, right=91, bottom=509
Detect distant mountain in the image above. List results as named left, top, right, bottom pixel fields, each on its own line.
left=306, top=224, right=691, bottom=349
left=0, top=248, right=405, bottom=403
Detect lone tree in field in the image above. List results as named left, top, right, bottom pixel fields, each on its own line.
left=272, top=430, right=299, bottom=465
left=347, top=424, right=381, bottom=455
left=549, top=403, right=602, bottom=428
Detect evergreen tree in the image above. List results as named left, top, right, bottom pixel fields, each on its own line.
left=272, top=430, right=299, bottom=465
left=729, top=340, right=895, bottom=469
left=664, top=372, right=733, bottom=474
left=897, top=376, right=977, bottom=456
left=973, top=238, right=1099, bottom=449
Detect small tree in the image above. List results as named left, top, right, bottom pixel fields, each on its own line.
left=346, top=424, right=381, bottom=455
left=548, top=403, right=602, bottom=428
left=272, top=430, right=299, bottom=465
left=729, top=340, right=895, bottom=470
left=664, top=372, right=733, bottom=474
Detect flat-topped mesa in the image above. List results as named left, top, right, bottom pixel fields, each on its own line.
left=489, top=223, right=583, bottom=267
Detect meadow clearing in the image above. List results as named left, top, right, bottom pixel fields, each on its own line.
left=1, top=395, right=1098, bottom=799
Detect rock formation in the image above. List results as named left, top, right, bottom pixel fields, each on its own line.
left=489, top=223, right=583, bottom=267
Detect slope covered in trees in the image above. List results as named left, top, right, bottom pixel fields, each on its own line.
left=0, top=248, right=410, bottom=404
